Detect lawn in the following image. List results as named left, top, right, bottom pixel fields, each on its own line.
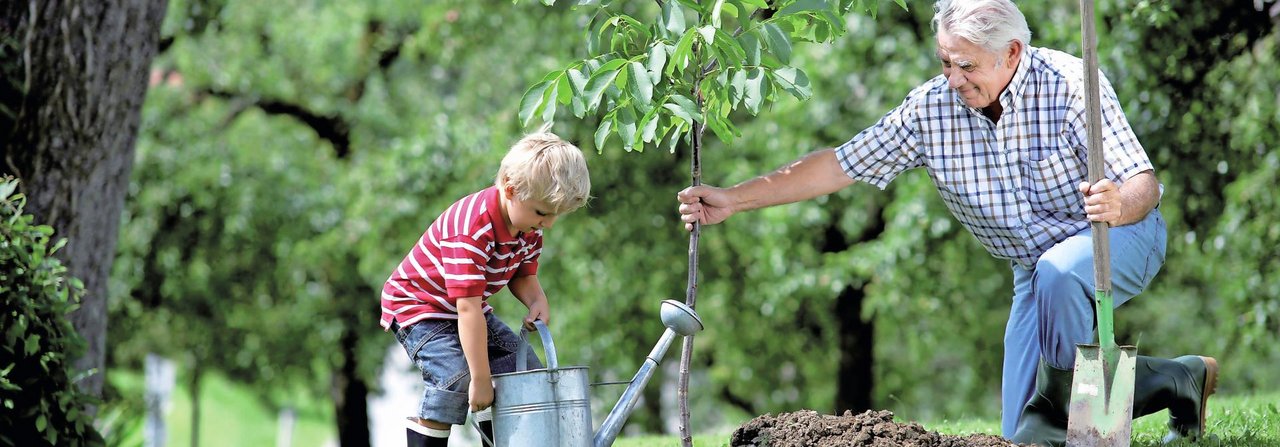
left=101, top=369, right=1277, bottom=446
left=617, top=393, right=1280, bottom=447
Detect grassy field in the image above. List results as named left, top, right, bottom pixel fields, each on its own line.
left=616, top=393, right=1280, bottom=447
left=103, top=369, right=1276, bottom=446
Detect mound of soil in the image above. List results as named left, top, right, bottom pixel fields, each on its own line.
left=731, top=409, right=1027, bottom=447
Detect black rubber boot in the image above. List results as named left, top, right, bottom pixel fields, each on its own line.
left=1131, top=355, right=1219, bottom=443
left=1010, top=361, right=1074, bottom=447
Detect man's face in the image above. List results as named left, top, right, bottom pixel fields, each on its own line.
left=936, top=30, right=1020, bottom=109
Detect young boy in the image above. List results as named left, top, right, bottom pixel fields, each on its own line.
left=380, top=132, right=591, bottom=446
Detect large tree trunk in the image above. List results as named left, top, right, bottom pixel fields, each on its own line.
left=333, top=325, right=372, bottom=447
left=0, top=0, right=168, bottom=399
left=834, top=286, right=874, bottom=413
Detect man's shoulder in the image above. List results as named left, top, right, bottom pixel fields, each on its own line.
left=1030, top=47, right=1083, bottom=80
left=899, top=75, right=955, bottom=110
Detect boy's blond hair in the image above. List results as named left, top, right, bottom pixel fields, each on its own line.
left=496, top=132, right=591, bottom=214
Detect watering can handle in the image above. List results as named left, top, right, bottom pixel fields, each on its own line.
left=516, top=319, right=558, bottom=371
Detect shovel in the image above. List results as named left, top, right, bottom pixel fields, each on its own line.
left=1064, top=1, right=1137, bottom=445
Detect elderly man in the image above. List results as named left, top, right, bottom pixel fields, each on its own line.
left=676, top=0, right=1216, bottom=445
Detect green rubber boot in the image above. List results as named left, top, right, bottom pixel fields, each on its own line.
left=1131, top=355, right=1219, bottom=443
left=1010, top=361, right=1074, bottom=447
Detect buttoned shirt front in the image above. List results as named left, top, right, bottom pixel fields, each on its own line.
left=834, top=46, right=1153, bottom=267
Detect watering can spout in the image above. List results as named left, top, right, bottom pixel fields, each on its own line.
left=592, top=300, right=703, bottom=447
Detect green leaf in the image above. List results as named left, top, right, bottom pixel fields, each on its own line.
left=664, top=94, right=700, bottom=124
left=25, top=334, right=41, bottom=356
left=744, top=68, right=765, bottom=114
left=710, top=0, right=726, bottom=28
left=616, top=104, right=638, bottom=151
left=568, top=68, right=590, bottom=117
left=36, top=414, right=46, bottom=432
left=894, top=0, right=908, bottom=11
left=760, top=24, right=792, bottom=64
left=662, top=121, right=685, bottom=153
left=556, top=73, right=573, bottom=105
left=778, top=0, right=830, bottom=16
left=738, top=32, right=762, bottom=67
left=647, top=44, right=668, bottom=79
left=0, top=180, right=16, bottom=201
left=741, top=0, right=769, bottom=7
left=728, top=69, right=747, bottom=107
left=662, top=1, right=687, bottom=37
left=638, top=101, right=663, bottom=144
left=627, top=62, right=654, bottom=106
left=518, top=80, right=551, bottom=126
left=594, top=115, right=614, bottom=151
left=584, top=63, right=624, bottom=112
left=697, top=25, right=716, bottom=47
left=773, top=66, right=812, bottom=100
left=541, top=78, right=560, bottom=122
left=668, top=30, right=697, bottom=76
left=703, top=111, right=739, bottom=144
left=713, top=29, right=746, bottom=69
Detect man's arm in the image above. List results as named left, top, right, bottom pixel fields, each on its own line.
left=677, top=148, right=855, bottom=229
left=1081, top=169, right=1160, bottom=226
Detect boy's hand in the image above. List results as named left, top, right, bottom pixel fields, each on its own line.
left=523, top=296, right=550, bottom=331
left=469, top=375, right=494, bottom=412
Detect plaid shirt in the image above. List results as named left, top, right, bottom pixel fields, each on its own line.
left=835, top=47, right=1153, bottom=267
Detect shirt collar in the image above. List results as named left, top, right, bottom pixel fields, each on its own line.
left=484, top=186, right=516, bottom=243
left=996, top=46, right=1035, bottom=111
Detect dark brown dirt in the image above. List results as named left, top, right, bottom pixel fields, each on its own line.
left=731, top=409, right=1028, bottom=447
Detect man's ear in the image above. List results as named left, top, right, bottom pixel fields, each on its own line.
left=1005, top=40, right=1023, bottom=69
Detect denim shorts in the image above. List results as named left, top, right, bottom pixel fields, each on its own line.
left=393, top=312, right=543, bottom=425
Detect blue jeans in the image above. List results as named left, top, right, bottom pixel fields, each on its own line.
left=393, top=313, right=542, bottom=425
left=1000, top=209, right=1167, bottom=437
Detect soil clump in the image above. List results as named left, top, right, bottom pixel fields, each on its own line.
left=731, top=409, right=1029, bottom=447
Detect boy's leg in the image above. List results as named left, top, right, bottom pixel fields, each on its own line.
left=396, top=319, right=474, bottom=446
left=405, top=417, right=450, bottom=447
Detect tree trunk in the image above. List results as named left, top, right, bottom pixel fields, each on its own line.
left=834, top=286, right=874, bottom=413
left=0, top=0, right=169, bottom=400
left=333, top=325, right=372, bottom=447
left=190, top=366, right=202, bottom=447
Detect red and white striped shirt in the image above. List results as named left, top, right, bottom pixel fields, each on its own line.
left=380, top=187, right=542, bottom=330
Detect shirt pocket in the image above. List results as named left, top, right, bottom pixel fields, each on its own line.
left=1021, top=149, right=1084, bottom=213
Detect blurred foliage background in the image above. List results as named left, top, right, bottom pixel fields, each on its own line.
left=101, top=0, right=1278, bottom=443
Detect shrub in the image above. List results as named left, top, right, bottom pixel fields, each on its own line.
left=0, top=177, right=102, bottom=446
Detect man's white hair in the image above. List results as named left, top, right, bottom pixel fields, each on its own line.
left=932, top=0, right=1032, bottom=57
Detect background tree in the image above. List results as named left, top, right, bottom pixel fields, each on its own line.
left=1, top=0, right=169, bottom=400
left=102, top=0, right=1279, bottom=444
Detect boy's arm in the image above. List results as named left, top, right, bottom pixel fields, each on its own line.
left=456, top=296, right=493, bottom=411
left=509, top=275, right=550, bottom=330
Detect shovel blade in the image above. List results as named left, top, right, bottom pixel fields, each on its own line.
left=1066, top=344, right=1137, bottom=447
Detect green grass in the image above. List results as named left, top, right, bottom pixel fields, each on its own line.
left=615, top=393, right=1280, bottom=446
left=101, top=368, right=1277, bottom=447
left=103, top=369, right=335, bottom=447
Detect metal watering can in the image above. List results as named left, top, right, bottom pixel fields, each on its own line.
left=476, top=300, right=704, bottom=447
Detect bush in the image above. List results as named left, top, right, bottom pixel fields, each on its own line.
left=0, top=177, right=102, bottom=446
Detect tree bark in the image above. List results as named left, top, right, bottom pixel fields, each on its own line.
left=333, top=325, right=372, bottom=447
left=834, top=285, right=874, bottom=413
left=0, top=0, right=169, bottom=399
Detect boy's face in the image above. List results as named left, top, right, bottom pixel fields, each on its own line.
left=503, top=187, right=562, bottom=235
